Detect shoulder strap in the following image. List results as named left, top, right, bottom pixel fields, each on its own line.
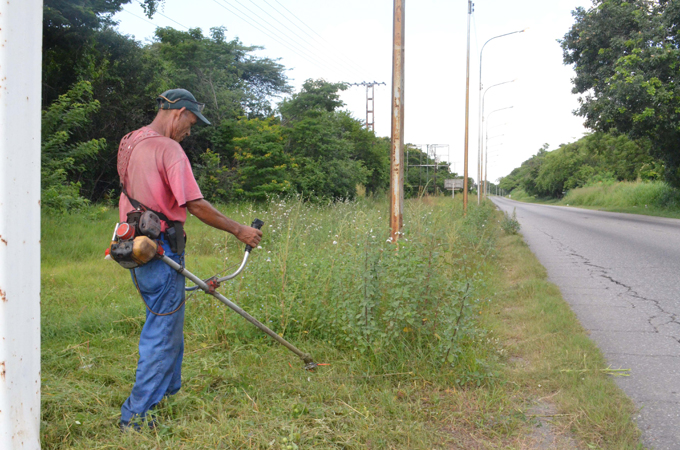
left=118, top=128, right=174, bottom=225
left=120, top=184, right=173, bottom=225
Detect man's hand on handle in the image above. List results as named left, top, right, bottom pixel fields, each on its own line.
left=236, top=225, right=262, bottom=248
left=186, top=199, right=263, bottom=248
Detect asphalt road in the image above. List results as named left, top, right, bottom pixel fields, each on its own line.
left=491, top=197, right=680, bottom=450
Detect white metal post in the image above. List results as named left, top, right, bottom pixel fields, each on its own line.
left=0, top=1, right=42, bottom=448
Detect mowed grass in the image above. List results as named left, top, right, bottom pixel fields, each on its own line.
left=41, top=197, right=642, bottom=449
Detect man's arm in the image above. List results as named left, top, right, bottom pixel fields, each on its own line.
left=185, top=198, right=262, bottom=248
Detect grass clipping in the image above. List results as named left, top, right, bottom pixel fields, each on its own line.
left=41, top=197, right=640, bottom=449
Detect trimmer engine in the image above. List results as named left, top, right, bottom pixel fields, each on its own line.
left=105, top=210, right=164, bottom=269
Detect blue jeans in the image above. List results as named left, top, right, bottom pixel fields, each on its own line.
left=121, top=236, right=185, bottom=424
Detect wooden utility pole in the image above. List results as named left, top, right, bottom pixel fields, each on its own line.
left=390, top=0, right=405, bottom=241
left=463, top=0, right=473, bottom=212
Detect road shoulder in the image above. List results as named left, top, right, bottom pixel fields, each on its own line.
left=480, top=230, right=644, bottom=449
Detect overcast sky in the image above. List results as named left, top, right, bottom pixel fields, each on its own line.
left=114, top=0, right=594, bottom=184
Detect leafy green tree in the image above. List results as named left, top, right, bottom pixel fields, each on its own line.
left=193, top=149, right=236, bottom=203
left=42, top=81, right=107, bottom=211
left=280, top=80, right=382, bottom=200
left=233, top=117, right=291, bottom=200
left=279, top=79, right=347, bottom=122
left=561, top=0, right=680, bottom=186
left=501, top=133, right=658, bottom=198
left=43, top=0, right=164, bottom=104
left=148, top=26, right=290, bottom=124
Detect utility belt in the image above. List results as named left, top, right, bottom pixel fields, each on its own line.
left=106, top=187, right=186, bottom=269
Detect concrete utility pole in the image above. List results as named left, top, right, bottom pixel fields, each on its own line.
left=462, top=0, right=474, bottom=212
left=349, top=82, right=386, bottom=131
left=390, top=0, right=405, bottom=241
left=0, top=1, right=42, bottom=448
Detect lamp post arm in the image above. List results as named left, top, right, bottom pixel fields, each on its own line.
left=476, top=27, right=525, bottom=205
left=478, top=29, right=525, bottom=91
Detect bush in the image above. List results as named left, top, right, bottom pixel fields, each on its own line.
left=188, top=197, right=498, bottom=375
left=501, top=208, right=521, bottom=235
left=562, top=180, right=680, bottom=209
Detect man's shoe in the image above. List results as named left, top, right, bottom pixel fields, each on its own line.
left=120, top=418, right=158, bottom=432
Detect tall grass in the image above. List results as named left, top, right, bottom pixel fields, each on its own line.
left=562, top=180, right=680, bottom=209
left=506, top=188, right=535, bottom=202
left=41, top=196, right=503, bottom=449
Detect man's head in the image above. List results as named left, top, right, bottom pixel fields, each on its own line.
left=155, top=89, right=211, bottom=142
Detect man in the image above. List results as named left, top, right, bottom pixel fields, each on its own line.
left=117, top=88, right=262, bottom=430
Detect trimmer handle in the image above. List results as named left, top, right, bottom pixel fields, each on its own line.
left=245, top=218, right=265, bottom=253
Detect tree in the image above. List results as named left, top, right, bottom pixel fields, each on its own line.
left=233, top=117, right=291, bottom=201
left=561, top=0, right=680, bottom=186
left=279, top=80, right=381, bottom=200
left=42, top=81, right=107, bottom=211
left=42, top=3, right=291, bottom=202
left=43, top=0, right=164, bottom=105
left=279, top=79, right=347, bottom=123
left=500, top=133, right=658, bottom=198
left=148, top=26, right=290, bottom=124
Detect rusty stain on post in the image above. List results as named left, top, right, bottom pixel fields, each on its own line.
left=390, top=0, right=405, bottom=242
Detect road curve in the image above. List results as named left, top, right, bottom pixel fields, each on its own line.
left=491, top=197, right=680, bottom=449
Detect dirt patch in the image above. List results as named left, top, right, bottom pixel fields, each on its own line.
left=526, top=399, right=580, bottom=450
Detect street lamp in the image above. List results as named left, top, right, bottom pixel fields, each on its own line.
left=476, top=28, right=526, bottom=204
left=480, top=79, right=514, bottom=197
left=485, top=106, right=513, bottom=198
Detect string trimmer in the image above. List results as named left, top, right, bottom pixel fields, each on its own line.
left=106, top=216, right=319, bottom=370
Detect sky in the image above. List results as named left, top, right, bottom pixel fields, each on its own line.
left=114, top=0, right=594, bottom=185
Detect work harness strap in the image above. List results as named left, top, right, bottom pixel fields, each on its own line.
left=117, top=129, right=185, bottom=255
left=119, top=186, right=185, bottom=255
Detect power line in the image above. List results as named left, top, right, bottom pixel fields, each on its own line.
left=211, top=0, right=337, bottom=76
left=136, top=1, right=190, bottom=30
left=223, top=0, right=358, bottom=79
left=247, top=0, right=365, bottom=79
left=262, top=0, right=367, bottom=76
left=247, top=1, right=316, bottom=52
left=123, top=9, right=160, bottom=28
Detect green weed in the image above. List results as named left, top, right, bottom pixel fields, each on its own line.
left=40, top=197, right=642, bottom=448
left=41, top=197, right=503, bottom=448
left=500, top=208, right=521, bottom=235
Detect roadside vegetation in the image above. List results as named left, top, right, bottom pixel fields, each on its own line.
left=41, top=0, right=463, bottom=212
left=41, top=197, right=642, bottom=449
left=497, top=133, right=680, bottom=217
left=38, top=2, right=652, bottom=448
left=498, top=0, right=680, bottom=220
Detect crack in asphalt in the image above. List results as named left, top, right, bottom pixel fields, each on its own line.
left=495, top=199, right=680, bottom=448
left=538, top=230, right=680, bottom=340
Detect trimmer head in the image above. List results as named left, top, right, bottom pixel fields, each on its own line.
left=303, top=361, right=330, bottom=371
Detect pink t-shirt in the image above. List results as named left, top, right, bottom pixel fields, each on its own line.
left=118, top=127, right=202, bottom=227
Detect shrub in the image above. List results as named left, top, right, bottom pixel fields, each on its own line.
left=501, top=208, right=521, bottom=235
